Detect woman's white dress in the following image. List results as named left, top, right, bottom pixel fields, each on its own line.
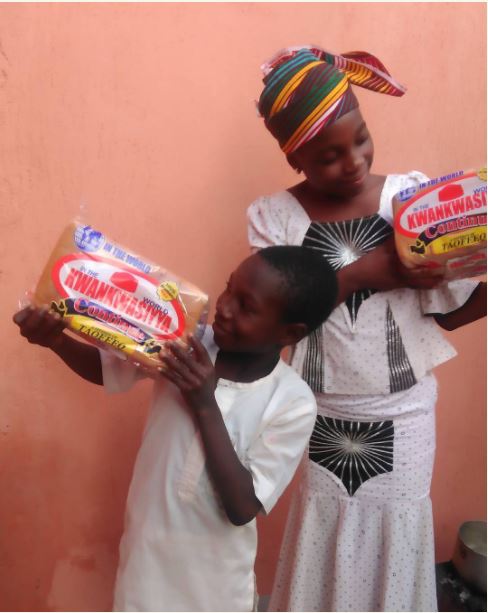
left=247, top=173, right=478, bottom=612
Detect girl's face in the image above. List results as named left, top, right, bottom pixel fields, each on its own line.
left=212, top=255, right=296, bottom=354
left=288, top=109, right=374, bottom=199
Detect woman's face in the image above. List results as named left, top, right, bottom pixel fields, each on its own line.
left=288, top=109, right=374, bottom=199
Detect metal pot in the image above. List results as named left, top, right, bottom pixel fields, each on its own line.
left=452, top=520, right=487, bottom=594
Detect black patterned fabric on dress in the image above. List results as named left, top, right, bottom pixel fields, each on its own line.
left=302, top=214, right=392, bottom=325
left=301, top=214, right=417, bottom=394
left=309, top=416, right=394, bottom=496
left=385, top=303, right=417, bottom=392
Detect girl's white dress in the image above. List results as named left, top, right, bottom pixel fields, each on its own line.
left=247, top=173, right=478, bottom=612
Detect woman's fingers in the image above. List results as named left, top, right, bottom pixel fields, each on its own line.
left=398, top=263, right=444, bottom=289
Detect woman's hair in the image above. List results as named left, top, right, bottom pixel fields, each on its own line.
left=258, top=245, right=338, bottom=332
left=258, top=46, right=405, bottom=155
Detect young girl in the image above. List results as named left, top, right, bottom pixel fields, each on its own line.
left=14, top=245, right=338, bottom=612
left=248, top=46, right=486, bottom=612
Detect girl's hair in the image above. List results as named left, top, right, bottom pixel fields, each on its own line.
left=258, top=246, right=338, bottom=332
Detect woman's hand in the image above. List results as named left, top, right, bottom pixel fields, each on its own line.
left=159, top=335, right=218, bottom=412
left=337, top=236, right=444, bottom=304
left=13, top=305, right=66, bottom=349
left=434, top=281, right=487, bottom=330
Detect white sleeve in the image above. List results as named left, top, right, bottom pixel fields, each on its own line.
left=379, top=171, right=430, bottom=225
left=420, top=279, right=480, bottom=315
left=243, top=390, right=317, bottom=514
left=247, top=195, right=288, bottom=252
left=99, top=349, right=146, bottom=394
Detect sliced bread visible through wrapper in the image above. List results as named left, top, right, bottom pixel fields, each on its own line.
left=393, top=168, right=487, bottom=280
left=32, top=219, right=209, bottom=373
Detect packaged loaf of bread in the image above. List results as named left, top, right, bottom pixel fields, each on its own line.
left=393, top=168, right=487, bottom=280
left=31, top=219, right=209, bottom=372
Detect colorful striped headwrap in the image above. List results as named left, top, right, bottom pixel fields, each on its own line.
left=258, top=45, right=406, bottom=154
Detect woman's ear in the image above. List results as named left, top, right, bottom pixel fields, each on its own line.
left=286, top=153, right=301, bottom=174
left=281, top=322, right=308, bottom=347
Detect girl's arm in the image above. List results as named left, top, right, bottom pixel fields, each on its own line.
left=190, top=402, right=262, bottom=525
left=433, top=282, right=487, bottom=331
left=13, top=306, right=103, bottom=385
left=160, top=336, right=262, bottom=526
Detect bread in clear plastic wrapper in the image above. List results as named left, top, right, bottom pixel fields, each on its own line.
left=31, top=219, right=209, bottom=373
left=393, top=168, right=487, bottom=280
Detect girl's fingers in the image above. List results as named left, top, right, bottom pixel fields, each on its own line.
left=188, top=335, right=213, bottom=366
left=19, top=307, right=45, bottom=335
left=166, top=341, right=205, bottom=375
left=13, top=306, right=33, bottom=326
left=160, top=352, right=187, bottom=376
left=25, top=308, right=62, bottom=340
left=43, top=312, right=65, bottom=338
left=160, top=353, right=201, bottom=387
left=159, top=365, right=181, bottom=385
left=13, top=306, right=58, bottom=348
left=159, top=367, right=192, bottom=392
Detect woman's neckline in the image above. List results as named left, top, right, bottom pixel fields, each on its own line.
left=308, top=212, right=383, bottom=225
left=286, top=174, right=389, bottom=223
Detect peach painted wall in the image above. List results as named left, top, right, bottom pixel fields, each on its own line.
left=0, top=3, right=485, bottom=610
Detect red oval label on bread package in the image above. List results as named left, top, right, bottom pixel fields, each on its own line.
left=51, top=253, right=185, bottom=341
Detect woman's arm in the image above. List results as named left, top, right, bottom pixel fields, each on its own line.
left=336, top=236, right=443, bottom=305
left=159, top=336, right=262, bottom=526
left=433, top=282, right=487, bottom=331
left=13, top=306, right=103, bottom=385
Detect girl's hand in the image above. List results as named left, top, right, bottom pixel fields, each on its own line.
left=13, top=305, right=66, bottom=349
left=159, top=335, right=218, bottom=412
left=161, top=335, right=262, bottom=526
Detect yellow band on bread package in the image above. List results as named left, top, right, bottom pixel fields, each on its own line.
left=32, top=220, right=209, bottom=372
left=393, top=168, right=487, bottom=280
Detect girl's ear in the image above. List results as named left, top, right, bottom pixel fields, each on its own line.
left=281, top=322, right=308, bottom=347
